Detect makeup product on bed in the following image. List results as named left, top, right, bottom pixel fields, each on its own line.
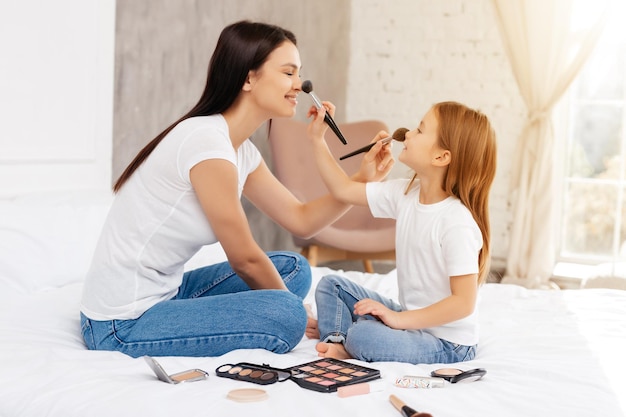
left=215, top=358, right=381, bottom=393
left=339, top=127, right=408, bottom=160
left=215, top=362, right=289, bottom=385
left=430, top=367, right=486, bottom=383
left=394, top=375, right=446, bottom=389
left=226, top=388, right=269, bottom=402
left=286, top=358, right=381, bottom=392
left=337, top=380, right=386, bottom=398
left=389, top=394, right=433, bottom=417
left=143, top=356, right=208, bottom=384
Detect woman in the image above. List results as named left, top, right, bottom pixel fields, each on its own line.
left=80, top=21, right=393, bottom=358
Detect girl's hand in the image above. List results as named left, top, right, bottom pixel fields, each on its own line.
left=355, top=132, right=395, bottom=183
left=306, top=101, right=336, bottom=142
left=354, top=298, right=401, bottom=329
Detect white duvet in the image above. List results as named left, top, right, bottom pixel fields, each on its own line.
left=0, top=192, right=625, bottom=417
left=1, top=268, right=625, bottom=417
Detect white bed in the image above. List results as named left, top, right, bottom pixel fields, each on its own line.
left=1, top=191, right=625, bottom=417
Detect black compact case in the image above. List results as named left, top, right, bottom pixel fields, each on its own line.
left=215, top=358, right=381, bottom=393
left=215, top=362, right=288, bottom=385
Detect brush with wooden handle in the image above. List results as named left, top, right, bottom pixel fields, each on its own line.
left=389, top=394, right=433, bottom=417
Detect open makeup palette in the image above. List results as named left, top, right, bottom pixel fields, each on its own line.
left=216, top=358, right=381, bottom=393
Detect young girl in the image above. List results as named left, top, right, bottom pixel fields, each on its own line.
left=79, top=21, right=393, bottom=358
left=306, top=101, right=497, bottom=364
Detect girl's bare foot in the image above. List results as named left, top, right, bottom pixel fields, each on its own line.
left=315, top=342, right=352, bottom=360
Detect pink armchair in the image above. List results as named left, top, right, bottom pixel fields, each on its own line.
left=267, top=118, right=396, bottom=273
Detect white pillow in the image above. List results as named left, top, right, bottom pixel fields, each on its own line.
left=0, top=190, right=113, bottom=294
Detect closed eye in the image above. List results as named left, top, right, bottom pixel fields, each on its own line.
left=282, top=63, right=300, bottom=78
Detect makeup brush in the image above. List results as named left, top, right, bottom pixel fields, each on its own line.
left=301, top=80, right=348, bottom=145
left=339, top=127, right=408, bottom=160
left=389, top=394, right=433, bottom=417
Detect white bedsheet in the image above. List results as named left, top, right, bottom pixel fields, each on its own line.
left=1, top=266, right=625, bottom=417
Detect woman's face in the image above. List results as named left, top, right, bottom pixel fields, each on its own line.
left=398, top=108, right=442, bottom=172
left=247, top=41, right=302, bottom=118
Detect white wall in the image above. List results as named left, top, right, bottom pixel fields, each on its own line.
left=347, top=0, right=526, bottom=264
left=0, top=0, right=115, bottom=198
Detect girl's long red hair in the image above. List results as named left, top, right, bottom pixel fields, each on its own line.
left=406, top=102, right=497, bottom=284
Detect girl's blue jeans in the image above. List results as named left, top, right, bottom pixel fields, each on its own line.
left=81, top=251, right=311, bottom=357
left=315, top=274, right=476, bottom=364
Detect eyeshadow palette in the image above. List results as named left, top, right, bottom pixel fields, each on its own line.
left=285, top=358, right=381, bottom=393
left=216, top=358, right=381, bottom=393
left=215, top=363, right=289, bottom=385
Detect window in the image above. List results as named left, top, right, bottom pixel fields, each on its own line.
left=559, top=4, right=626, bottom=277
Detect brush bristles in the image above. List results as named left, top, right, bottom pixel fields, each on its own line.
left=392, top=127, right=409, bottom=142
left=302, top=80, right=313, bottom=93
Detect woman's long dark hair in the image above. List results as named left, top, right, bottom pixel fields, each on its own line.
left=113, top=20, right=297, bottom=193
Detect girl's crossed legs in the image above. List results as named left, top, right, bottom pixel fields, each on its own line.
left=314, top=274, right=475, bottom=364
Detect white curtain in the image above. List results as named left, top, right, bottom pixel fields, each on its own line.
left=492, top=0, right=609, bottom=288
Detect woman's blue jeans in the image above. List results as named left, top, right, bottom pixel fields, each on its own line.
left=315, top=274, right=476, bottom=364
left=81, top=251, right=311, bottom=357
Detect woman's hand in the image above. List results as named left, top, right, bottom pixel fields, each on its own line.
left=304, top=100, right=371, bottom=207
left=306, top=101, right=335, bottom=143
left=306, top=103, right=394, bottom=184
left=354, top=298, right=402, bottom=329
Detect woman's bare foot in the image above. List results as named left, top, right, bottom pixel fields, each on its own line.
left=315, top=342, right=353, bottom=360
left=305, top=317, right=320, bottom=339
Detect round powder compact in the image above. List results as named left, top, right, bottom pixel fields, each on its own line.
left=227, top=388, right=269, bottom=403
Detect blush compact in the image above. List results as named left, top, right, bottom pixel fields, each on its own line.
left=144, top=356, right=209, bottom=384
left=430, top=367, right=486, bottom=383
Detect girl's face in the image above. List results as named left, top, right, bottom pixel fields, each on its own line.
left=247, top=41, right=302, bottom=118
left=399, top=108, right=444, bottom=173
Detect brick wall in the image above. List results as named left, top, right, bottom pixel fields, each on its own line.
left=347, top=0, right=527, bottom=265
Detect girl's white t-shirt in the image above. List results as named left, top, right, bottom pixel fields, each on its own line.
left=81, top=115, right=261, bottom=320
left=367, top=179, right=482, bottom=346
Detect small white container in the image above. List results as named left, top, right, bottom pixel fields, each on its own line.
left=394, top=375, right=446, bottom=389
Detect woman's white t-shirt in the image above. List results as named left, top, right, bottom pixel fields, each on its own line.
left=81, top=115, right=261, bottom=320
left=366, top=179, right=482, bottom=346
